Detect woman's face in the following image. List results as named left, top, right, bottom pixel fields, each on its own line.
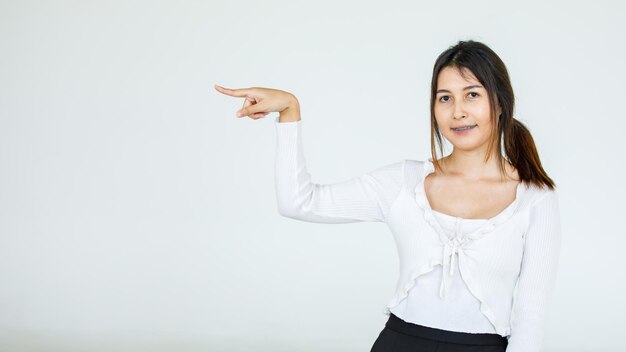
left=434, top=66, right=501, bottom=153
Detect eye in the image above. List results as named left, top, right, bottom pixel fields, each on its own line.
left=439, top=95, right=450, bottom=103
left=468, top=92, right=480, bottom=98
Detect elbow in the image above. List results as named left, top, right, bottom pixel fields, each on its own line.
left=275, top=189, right=306, bottom=219
left=276, top=202, right=298, bottom=219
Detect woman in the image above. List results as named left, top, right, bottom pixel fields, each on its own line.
left=214, top=40, right=561, bottom=352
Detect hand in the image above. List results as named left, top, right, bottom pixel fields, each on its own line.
left=214, top=84, right=299, bottom=120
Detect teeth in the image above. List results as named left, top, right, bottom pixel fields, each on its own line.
left=453, top=125, right=476, bottom=131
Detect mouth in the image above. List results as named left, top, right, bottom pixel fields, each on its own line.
left=451, top=124, right=477, bottom=131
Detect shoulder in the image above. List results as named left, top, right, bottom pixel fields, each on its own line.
left=361, top=160, right=407, bottom=202
left=367, top=159, right=406, bottom=176
left=522, top=183, right=560, bottom=217
left=525, top=183, right=559, bottom=203
left=364, top=160, right=406, bottom=189
left=403, top=159, right=429, bottom=175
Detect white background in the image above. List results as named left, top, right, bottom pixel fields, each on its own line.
left=1, top=1, right=624, bottom=351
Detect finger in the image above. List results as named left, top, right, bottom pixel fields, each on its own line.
left=249, top=112, right=270, bottom=119
left=237, top=101, right=267, bottom=117
left=214, top=84, right=253, bottom=98
left=235, top=96, right=257, bottom=118
left=242, top=96, right=254, bottom=109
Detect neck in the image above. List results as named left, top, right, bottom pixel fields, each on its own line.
left=440, top=149, right=508, bottom=181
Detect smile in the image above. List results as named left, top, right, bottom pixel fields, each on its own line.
left=451, top=125, right=477, bottom=131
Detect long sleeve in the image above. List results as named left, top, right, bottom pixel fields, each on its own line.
left=274, top=117, right=403, bottom=223
left=506, top=190, right=562, bottom=352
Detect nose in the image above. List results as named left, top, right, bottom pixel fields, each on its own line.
left=453, top=102, right=467, bottom=119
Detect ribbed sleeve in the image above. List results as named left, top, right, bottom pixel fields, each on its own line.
left=274, top=117, right=403, bottom=223
left=506, top=190, right=562, bottom=352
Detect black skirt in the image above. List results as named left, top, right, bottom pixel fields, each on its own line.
left=370, top=313, right=509, bottom=352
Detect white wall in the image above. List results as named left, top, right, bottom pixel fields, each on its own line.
left=0, top=0, right=623, bottom=351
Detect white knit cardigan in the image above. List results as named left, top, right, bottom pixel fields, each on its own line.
left=274, top=117, right=561, bottom=352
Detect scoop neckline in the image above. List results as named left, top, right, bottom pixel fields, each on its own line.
left=431, top=209, right=489, bottom=222
left=413, top=157, right=526, bottom=239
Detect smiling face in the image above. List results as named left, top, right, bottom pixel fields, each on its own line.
left=434, top=66, right=502, bottom=154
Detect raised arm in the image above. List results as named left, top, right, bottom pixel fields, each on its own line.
left=506, top=190, right=562, bottom=352
left=214, top=83, right=403, bottom=224
left=274, top=117, right=403, bottom=223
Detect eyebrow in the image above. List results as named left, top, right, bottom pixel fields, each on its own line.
left=436, top=84, right=483, bottom=94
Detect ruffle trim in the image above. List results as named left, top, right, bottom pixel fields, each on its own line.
left=414, top=157, right=526, bottom=241
left=381, top=261, right=512, bottom=337
left=382, top=257, right=441, bottom=315
left=381, top=157, right=520, bottom=337
left=457, top=254, right=512, bottom=336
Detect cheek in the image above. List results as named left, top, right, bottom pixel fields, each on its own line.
left=477, top=117, right=491, bottom=128
left=434, top=107, right=447, bottom=125
left=435, top=116, right=449, bottom=131
left=478, top=112, right=495, bottom=129
left=470, top=104, right=493, bottom=126
left=475, top=103, right=493, bottom=120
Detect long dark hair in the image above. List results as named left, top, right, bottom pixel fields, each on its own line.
left=429, top=40, right=556, bottom=190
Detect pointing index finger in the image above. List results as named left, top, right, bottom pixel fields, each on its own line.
left=214, top=84, right=251, bottom=97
